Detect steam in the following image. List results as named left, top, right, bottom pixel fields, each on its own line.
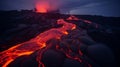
left=34, top=0, right=101, bottom=13
left=0, top=0, right=119, bottom=16
left=35, top=0, right=62, bottom=12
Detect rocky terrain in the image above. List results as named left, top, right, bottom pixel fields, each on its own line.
left=0, top=10, right=120, bottom=67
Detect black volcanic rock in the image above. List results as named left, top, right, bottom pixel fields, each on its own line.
left=8, top=55, right=38, bottom=67
left=0, top=10, right=119, bottom=67
left=42, top=49, right=65, bottom=67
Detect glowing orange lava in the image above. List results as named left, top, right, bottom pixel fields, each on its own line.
left=0, top=19, right=76, bottom=67
left=67, top=15, right=80, bottom=21
left=0, top=16, right=92, bottom=67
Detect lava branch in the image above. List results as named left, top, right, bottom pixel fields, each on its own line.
left=55, top=40, right=92, bottom=67
left=0, top=19, right=76, bottom=67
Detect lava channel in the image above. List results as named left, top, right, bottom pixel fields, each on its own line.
left=0, top=15, right=92, bottom=67
left=0, top=18, right=77, bottom=67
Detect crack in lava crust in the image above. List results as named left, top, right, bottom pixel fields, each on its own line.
left=0, top=18, right=91, bottom=67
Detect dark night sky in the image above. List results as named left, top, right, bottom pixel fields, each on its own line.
left=0, top=0, right=120, bottom=17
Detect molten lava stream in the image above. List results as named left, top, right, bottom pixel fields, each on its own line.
left=0, top=19, right=76, bottom=67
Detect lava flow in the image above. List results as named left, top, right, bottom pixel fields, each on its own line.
left=0, top=18, right=76, bottom=67
left=0, top=15, right=93, bottom=67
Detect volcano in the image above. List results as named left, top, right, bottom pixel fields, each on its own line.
left=0, top=10, right=119, bottom=67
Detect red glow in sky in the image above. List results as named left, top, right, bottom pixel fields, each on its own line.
left=36, top=3, right=47, bottom=13
left=35, top=0, right=60, bottom=13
